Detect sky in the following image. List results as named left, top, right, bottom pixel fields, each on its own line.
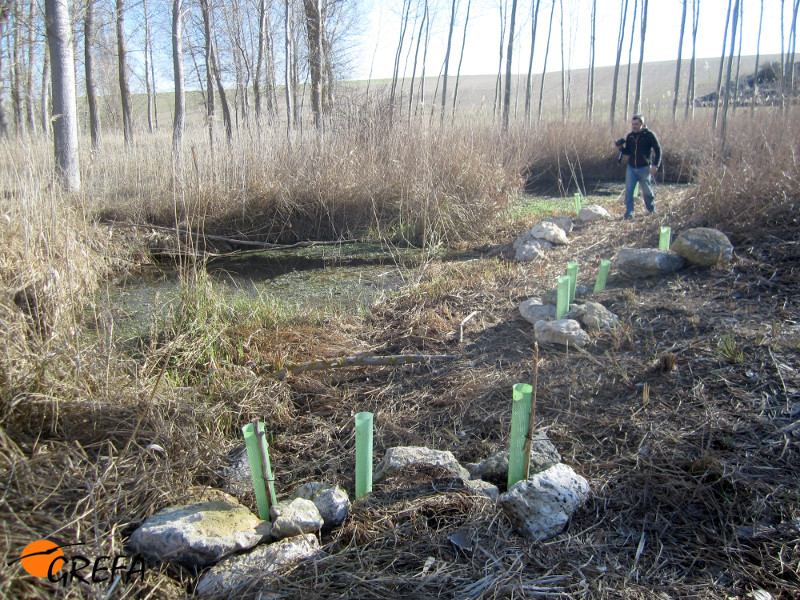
left=350, top=0, right=791, bottom=81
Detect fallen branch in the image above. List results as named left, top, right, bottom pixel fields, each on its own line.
left=273, top=354, right=459, bottom=380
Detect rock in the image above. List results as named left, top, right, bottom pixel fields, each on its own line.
left=195, top=534, right=322, bottom=597
left=615, top=248, right=686, bottom=278
left=464, top=479, right=500, bottom=502
left=576, top=204, right=612, bottom=223
left=545, top=217, right=574, bottom=233
left=221, top=445, right=252, bottom=496
left=670, top=227, right=734, bottom=266
left=373, top=447, right=471, bottom=484
left=466, top=435, right=561, bottom=486
left=290, top=483, right=350, bottom=529
left=498, top=463, right=591, bottom=541
left=528, top=221, right=570, bottom=245
left=541, top=285, right=591, bottom=306
left=270, top=498, right=324, bottom=540
left=534, top=319, right=590, bottom=349
left=127, top=499, right=271, bottom=568
left=565, top=301, right=619, bottom=330
left=515, top=240, right=552, bottom=262
left=519, top=298, right=557, bottom=324
left=749, top=591, right=775, bottom=600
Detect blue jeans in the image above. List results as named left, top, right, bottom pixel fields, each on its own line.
left=624, top=165, right=656, bottom=215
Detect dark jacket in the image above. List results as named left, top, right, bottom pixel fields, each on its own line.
left=621, top=127, right=661, bottom=169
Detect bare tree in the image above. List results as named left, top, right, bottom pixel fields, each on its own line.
left=284, top=0, right=294, bottom=133
left=172, top=0, right=184, bottom=160
left=11, top=0, right=23, bottom=134
left=633, top=0, right=648, bottom=114
left=586, top=0, right=596, bottom=122
left=440, top=0, right=457, bottom=127
left=494, top=0, right=506, bottom=120
left=751, top=0, right=764, bottom=116
left=623, top=0, right=638, bottom=120
left=143, top=0, right=154, bottom=133
left=732, top=0, right=743, bottom=114
left=537, top=0, right=555, bottom=122
left=408, top=0, right=428, bottom=122
left=116, top=0, right=134, bottom=145
left=684, top=0, right=699, bottom=119
left=559, top=0, right=566, bottom=122
left=254, top=0, right=271, bottom=120
left=85, top=0, right=101, bottom=149
left=200, top=0, right=215, bottom=148
left=200, top=0, right=232, bottom=142
left=720, top=0, right=740, bottom=145
left=40, top=38, right=49, bottom=137
left=524, top=0, right=540, bottom=123
left=502, top=0, right=518, bottom=131
left=45, top=0, right=80, bottom=191
left=0, top=4, right=9, bottom=138
left=390, top=0, right=411, bottom=120
left=303, top=0, right=323, bottom=128
left=609, top=0, right=629, bottom=131
left=672, top=0, right=687, bottom=121
left=713, top=0, right=733, bottom=130
left=788, top=0, right=799, bottom=97
left=25, top=0, right=35, bottom=132
left=452, top=0, right=470, bottom=120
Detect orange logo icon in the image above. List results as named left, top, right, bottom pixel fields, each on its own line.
left=19, top=540, right=66, bottom=578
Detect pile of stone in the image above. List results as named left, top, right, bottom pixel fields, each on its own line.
left=513, top=205, right=612, bottom=263
left=127, top=436, right=590, bottom=596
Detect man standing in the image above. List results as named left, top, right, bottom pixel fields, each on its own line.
left=615, top=114, right=662, bottom=219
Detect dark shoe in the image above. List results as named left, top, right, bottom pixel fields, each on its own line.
left=646, top=207, right=657, bottom=215
left=622, top=212, right=633, bottom=220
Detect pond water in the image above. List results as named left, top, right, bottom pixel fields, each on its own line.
left=91, top=243, right=420, bottom=344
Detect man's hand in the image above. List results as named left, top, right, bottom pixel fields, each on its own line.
left=649, top=166, right=658, bottom=176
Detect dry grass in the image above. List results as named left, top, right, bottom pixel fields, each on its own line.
left=1, top=103, right=800, bottom=599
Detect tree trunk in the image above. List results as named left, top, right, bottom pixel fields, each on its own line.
left=720, top=0, right=740, bottom=146
left=200, top=0, right=215, bottom=148
left=254, top=0, right=268, bottom=120
left=303, top=0, right=323, bottom=128
left=116, top=0, right=133, bottom=146
left=390, top=0, right=411, bottom=122
left=732, top=0, right=743, bottom=114
left=502, top=0, right=518, bottom=131
left=559, top=0, right=567, bottom=122
left=672, top=0, right=687, bottom=120
left=85, top=0, right=101, bottom=149
left=452, top=0, right=471, bottom=121
left=586, top=0, right=596, bottom=122
left=610, top=0, right=629, bottom=132
left=494, top=0, right=506, bottom=121
left=172, top=0, right=184, bottom=160
left=713, top=0, right=733, bottom=130
left=25, top=0, right=35, bottom=132
left=0, top=7, right=9, bottom=139
left=633, top=0, right=648, bottom=114
left=624, top=0, right=638, bottom=120
left=408, top=0, right=427, bottom=121
left=12, top=0, right=23, bottom=134
left=684, top=0, right=699, bottom=119
left=524, top=0, right=540, bottom=124
left=440, top=0, right=457, bottom=127
left=45, top=0, right=80, bottom=191
left=788, top=0, right=800, bottom=97
left=40, top=39, right=49, bottom=138
left=200, top=0, right=232, bottom=142
left=752, top=0, right=764, bottom=116
left=537, top=0, right=555, bottom=122
left=143, top=0, right=154, bottom=134
left=284, top=0, right=294, bottom=133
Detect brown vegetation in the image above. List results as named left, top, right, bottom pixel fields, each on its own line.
left=1, top=105, right=799, bottom=599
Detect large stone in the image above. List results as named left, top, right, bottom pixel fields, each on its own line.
left=528, top=221, right=570, bottom=245
left=534, top=319, right=590, bottom=349
left=466, top=434, right=561, bottom=486
left=195, top=534, right=322, bottom=596
left=464, top=479, right=500, bottom=502
left=498, top=463, right=591, bottom=541
left=545, top=217, right=574, bottom=233
left=290, top=483, right=351, bottom=529
left=373, top=446, right=471, bottom=484
left=519, top=298, right=557, bottom=324
left=565, top=301, right=619, bottom=330
left=670, top=227, right=734, bottom=266
left=576, top=204, right=611, bottom=223
left=270, top=498, right=324, bottom=540
left=615, top=248, right=686, bottom=278
left=127, top=499, right=271, bottom=568
left=515, top=240, right=553, bottom=262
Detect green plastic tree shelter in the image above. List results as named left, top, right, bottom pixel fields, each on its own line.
left=659, top=226, right=672, bottom=250
left=355, top=412, right=373, bottom=499
left=508, top=383, right=534, bottom=489
left=556, top=275, right=570, bottom=319
left=574, top=193, right=582, bottom=216
left=594, top=259, right=611, bottom=292
left=566, top=262, right=578, bottom=303
left=242, top=420, right=277, bottom=521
